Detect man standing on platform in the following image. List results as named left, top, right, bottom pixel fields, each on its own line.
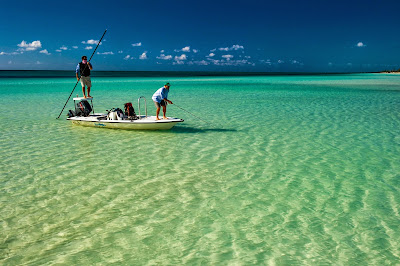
left=75, top=56, right=93, bottom=98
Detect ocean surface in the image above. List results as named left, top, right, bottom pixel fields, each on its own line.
left=1, top=72, right=399, bottom=264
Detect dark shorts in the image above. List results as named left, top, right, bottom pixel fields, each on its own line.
left=154, top=100, right=166, bottom=108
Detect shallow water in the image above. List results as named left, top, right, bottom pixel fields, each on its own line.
left=1, top=73, right=400, bottom=264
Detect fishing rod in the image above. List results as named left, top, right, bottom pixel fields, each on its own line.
left=56, top=29, right=107, bottom=119
left=172, top=103, right=213, bottom=126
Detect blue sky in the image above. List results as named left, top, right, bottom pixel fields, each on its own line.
left=1, top=0, right=399, bottom=72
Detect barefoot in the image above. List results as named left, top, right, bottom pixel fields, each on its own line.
left=163, top=116, right=168, bottom=120
left=156, top=117, right=161, bottom=120
left=87, top=95, right=92, bottom=98
left=83, top=95, right=87, bottom=98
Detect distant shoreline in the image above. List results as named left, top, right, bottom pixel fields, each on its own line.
left=0, top=70, right=379, bottom=78
left=378, top=71, right=400, bottom=74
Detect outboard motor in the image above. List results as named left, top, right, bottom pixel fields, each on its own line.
left=75, top=100, right=92, bottom=116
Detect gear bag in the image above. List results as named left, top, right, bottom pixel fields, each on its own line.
left=124, top=102, right=137, bottom=119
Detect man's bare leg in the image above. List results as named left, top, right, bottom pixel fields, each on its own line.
left=87, top=87, right=92, bottom=98
left=156, top=107, right=161, bottom=120
left=162, top=106, right=167, bottom=119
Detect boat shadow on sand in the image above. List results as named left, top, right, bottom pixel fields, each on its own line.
left=171, top=125, right=237, bottom=133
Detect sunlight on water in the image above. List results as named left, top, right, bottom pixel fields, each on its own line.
left=1, top=73, right=400, bottom=264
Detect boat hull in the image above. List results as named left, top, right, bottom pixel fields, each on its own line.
left=67, top=115, right=183, bottom=130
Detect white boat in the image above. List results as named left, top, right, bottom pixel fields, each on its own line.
left=67, top=96, right=184, bottom=130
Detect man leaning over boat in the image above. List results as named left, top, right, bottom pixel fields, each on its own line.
left=152, top=83, right=173, bottom=120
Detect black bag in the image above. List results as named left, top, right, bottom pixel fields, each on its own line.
left=75, top=100, right=92, bottom=116
left=124, top=102, right=137, bottom=118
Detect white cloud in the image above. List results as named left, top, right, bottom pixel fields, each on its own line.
left=72, top=46, right=78, bottom=49
left=97, top=51, right=114, bottom=55
left=82, top=39, right=99, bottom=45
left=194, top=60, right=209, bottom=65
left=231, top=45, right=244, bottom=50
left=39, top=49, right=51, bottom=55
left=157, top=54, right=172, bottom=60
left=217, top=45, right=244, bottom=52
left=207, top=53, right=215, bottom=57
left=17, top=40, right=42, bottom=51
left=36, top=61, right=42, bottom=65
left=356, top=42, right=366, bottom=47
left=278, top=60, right=284, bottom=64
left=0, top=51, right=19, bottom=56
left=208, top=58, right=252, bottom=66
left=175, top=54, right=187, bottom=61
left=207, top=58, right=219, bottom=64
left=54, top=46, right=67, bottom=52
left=291, top=60, right=303, bottom=65
left=173, top=54, right=187, bottom=65
left=160, top=50, right=165, bottom=53
left=173, top=60, right=185, bottom=65
left=210, top=48, right=216, bottom=52
left=124, top=55, right=131, bottom=60
left=139, top=52, right=147, bottom=59
left=8, top=61, right=12, bottom=64
left=118, top=50, right=123, bottom=53
left=193, top=49, right=199, bottom=53
left=259, top=59, right=272, bottom=65
left=132, top=42, right=142, bottom=47
left=222, top=54, right=233, bottom=60
left=85, top=46, right=93, bottom=50
left=175, top=46, right=191, bottom=52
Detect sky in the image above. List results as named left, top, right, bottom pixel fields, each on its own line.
left=1, top=0, right=400, bottom=72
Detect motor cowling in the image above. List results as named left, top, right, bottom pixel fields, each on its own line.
left=75, top=100, right=92, bottom=116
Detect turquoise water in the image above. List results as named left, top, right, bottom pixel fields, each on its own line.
left=1, top=73, right=400, bottom=264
